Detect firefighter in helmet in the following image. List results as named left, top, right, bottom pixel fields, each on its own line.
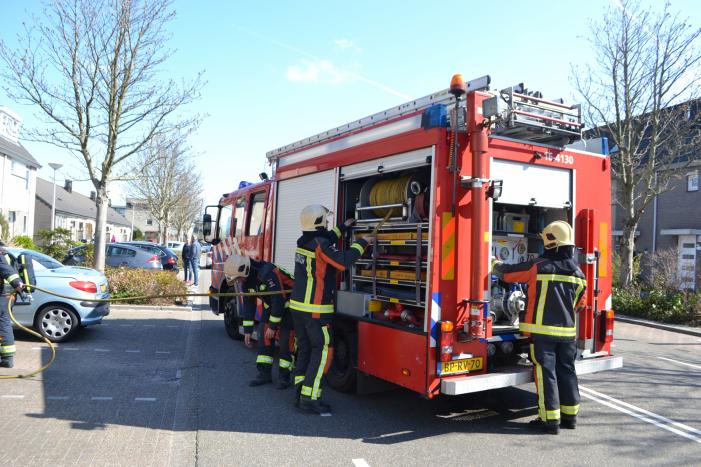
left=290, top=204, right=372, bottom=415
left=0, top=242, right=25, bottom=368
left=492, top=220, right=586, bottom=435
left=224, top=253, right=295, bottom=389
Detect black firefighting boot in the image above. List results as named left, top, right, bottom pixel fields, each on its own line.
left=560, top=416, right=577, bottom=430
left=298, top=397, right=331, bottom=415
left=529, top=418, right=560, bottom=435
left=0, top=355, right=14, bottom=368
left=277, top=372, right=291, bottom=390
left=249, top=370, right=273, bottom=387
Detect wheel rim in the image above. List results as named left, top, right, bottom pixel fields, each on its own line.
left=41, top=308, right=74, bottom=339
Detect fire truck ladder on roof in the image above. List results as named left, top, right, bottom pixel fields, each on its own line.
left=266, top=75, right=491, bottom=161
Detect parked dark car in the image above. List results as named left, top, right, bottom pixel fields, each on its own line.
left=120, top=241, right=179, bottom=272
left=64, top=243, right=163, bottom=270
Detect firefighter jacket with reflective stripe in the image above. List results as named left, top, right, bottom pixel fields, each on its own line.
left=241, top=260, right=295, bottom=333
left=290, top=226, right=368, bottom=314
left=0, top=249, right=22, bottom=296
left=494, top=251, right=587, bottom=342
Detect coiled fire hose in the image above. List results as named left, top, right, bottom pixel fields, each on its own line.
left=0, top=287, right=292, bottom=380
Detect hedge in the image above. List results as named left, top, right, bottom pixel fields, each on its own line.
left=613, top=287, right=701, bottom=326
left=106, top=267, right=188, bottom=305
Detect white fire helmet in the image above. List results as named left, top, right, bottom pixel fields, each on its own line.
left=300, top=204, right=332, bottom=231
left=224, top=254, right=251, bottom=284
left=540, top=220, right=575, bottom=249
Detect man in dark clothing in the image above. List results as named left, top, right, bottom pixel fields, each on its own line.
left=189, top=236, right=202, bottom=287
left=224, top=253, right=295, bottom=389
left=182, top=241, right=192, bottom=284
left=0, top=243, right=26, bottom=368
left=493, top=220, right=586, bottom=435
left=290, top=204, right=373, bottom=415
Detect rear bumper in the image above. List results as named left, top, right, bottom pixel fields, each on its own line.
left=441, top=355, right=623, bottom=396
left=77, top=302, right=111, bottom=325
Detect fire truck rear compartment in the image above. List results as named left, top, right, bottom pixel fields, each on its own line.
left=337, top=164, right=432, bottom=332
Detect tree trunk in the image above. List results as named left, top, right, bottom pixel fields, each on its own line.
left=620, top=221, right=638, bottom=288
left=93, top=186, right=109, bottom=271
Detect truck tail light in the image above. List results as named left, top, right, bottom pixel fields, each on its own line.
left=440, top=321, right=454, bottom=362
left=603, top=310, right=615, bottom=343
left=69, top=281, right=97, bottom=293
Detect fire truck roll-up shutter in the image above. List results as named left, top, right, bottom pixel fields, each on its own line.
left=274, top=169, right=336, bottom=273
left=491, top=159, right=572, bottom=209
left=340, top=147, right=432, bottom=180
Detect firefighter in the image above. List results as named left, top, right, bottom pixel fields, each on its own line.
left=0, top=243, right=25, bottom=369
left=492, top=221, right=586, bottom=435
left=224, top=253, right=295, bottom=389
left=290, top=204, right=372, bottom=415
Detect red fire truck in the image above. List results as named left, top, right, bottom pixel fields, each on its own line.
left=202, top=74, right=622, bottom=397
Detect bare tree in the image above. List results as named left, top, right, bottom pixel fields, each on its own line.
left=573, top=0, right=701, bottom=287
left=172, top=195, right=203, bottom=242
left=128, top=136, right=202, bottom=243
left=0, top=0, right=202, bottom=269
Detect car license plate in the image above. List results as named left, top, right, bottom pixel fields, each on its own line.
left=440, top=357, right=483, bottom=376
left=100, top=283, right=107, bottom=293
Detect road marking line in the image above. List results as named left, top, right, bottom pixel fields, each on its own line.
left=64, top=348, right=79, bottom=351
left=352, top=459, right=370, bottom=467
left=580, top=386, right=701, bottom=443
left=47, top=396, right=70, bottom=401
left=31, top=347, right=42, bottom=350
left=156, top=351, right=170, bottom=354
left=91, top=397, right=113, bottom=401
left=167, top=325, right=179, bottom=328
left=144, top=325, right=156, bottom=327
left=1, top=395, right=25, bottom=399
left=658, top=356, right=701, bottom=371
left=135, top=397, right=157, bottom=402
left=125, top=350, right=141, bottom=353
left=119, top=324, right=133, bottom=327
left=94, top=349, right=110, bottom=352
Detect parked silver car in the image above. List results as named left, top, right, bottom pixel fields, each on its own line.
left=8, top=248, right=110, bottom=342
left=64, top=243, right=163, bottom=270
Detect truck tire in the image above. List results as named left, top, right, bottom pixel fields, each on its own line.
left=223, top=298, right=243, bottom=341
left=325, top=321, right=358, bottom=393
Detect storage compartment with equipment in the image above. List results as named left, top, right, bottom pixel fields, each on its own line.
left=336, top=153, right=432, bottom=330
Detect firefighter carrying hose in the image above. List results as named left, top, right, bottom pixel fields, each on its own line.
left=224, top=254, right=295, bottom=389
left=0, top=242, right=26, bottom=369
left=492, top=221, right=586, bottom=435
left=291, top=204, right=373, bottom=415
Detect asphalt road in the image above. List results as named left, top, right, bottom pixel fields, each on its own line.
left=1, top=270, right=699, bottom=466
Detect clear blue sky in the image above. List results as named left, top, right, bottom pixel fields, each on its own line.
left=1, top=0, right=699, bottom=206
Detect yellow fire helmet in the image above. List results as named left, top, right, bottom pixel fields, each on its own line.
left=223, top=253, right=251, bottom=284
left=540, top=220, right=575, bottom=249
left=300, top=204, right=332, bottom=231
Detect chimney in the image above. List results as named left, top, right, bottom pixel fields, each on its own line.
left=64, top=180, right=72, bottom=193
left=90, top=191, right=96, bottom=201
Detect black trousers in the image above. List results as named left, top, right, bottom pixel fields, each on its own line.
left=0, top=295, right=16, bottom=358
left=291, top=310, right=332, bottom=401
left=255, top=322, right=293, bottom=380
left=530, top=338, right=580, bottom=424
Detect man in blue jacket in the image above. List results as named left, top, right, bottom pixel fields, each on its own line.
left=182, top=241, right=192, bottom=284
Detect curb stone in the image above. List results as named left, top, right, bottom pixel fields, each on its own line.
left=110, top=304, right=193, bottom=313
left=616, top=314, right=701, bottom=338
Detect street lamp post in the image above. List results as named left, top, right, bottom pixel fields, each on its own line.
left=48, top=163, right=63, bottom=231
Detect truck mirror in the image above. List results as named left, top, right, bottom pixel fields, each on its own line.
left=202, top=213, right=213, bottom=242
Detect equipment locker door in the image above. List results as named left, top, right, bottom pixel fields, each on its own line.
left=273, top=169, right=337, bottom=273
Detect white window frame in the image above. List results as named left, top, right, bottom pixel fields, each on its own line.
left=687, top=171, right=698, bottom=192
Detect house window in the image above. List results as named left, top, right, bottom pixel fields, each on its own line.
left=688, top=171, right=699, bottom=192
left=146, top=219, right=153, bottom=226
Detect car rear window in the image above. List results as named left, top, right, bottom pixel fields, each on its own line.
left=108, top=246, right=136, bottom=257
